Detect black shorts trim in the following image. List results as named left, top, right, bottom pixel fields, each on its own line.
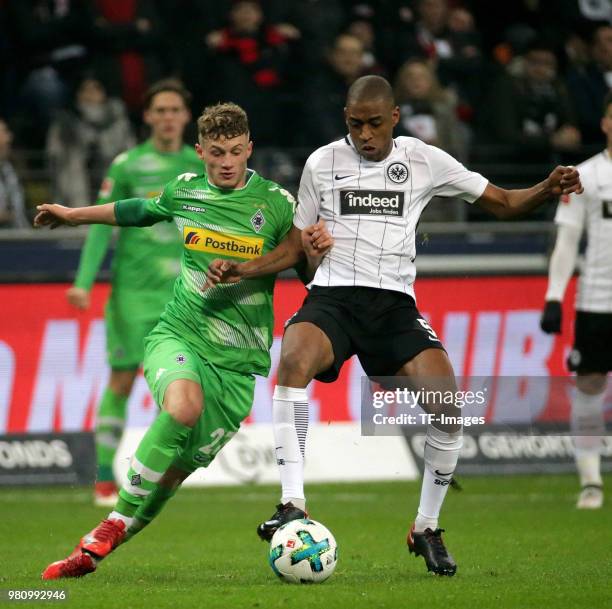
left=567, top=310, right=612, bottom=373
left=285, top=286, right=445, bottom=382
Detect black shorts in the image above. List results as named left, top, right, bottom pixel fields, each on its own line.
left=567, top=310, right=612, bottom=373
left=285, top=286, right=445, bottom=382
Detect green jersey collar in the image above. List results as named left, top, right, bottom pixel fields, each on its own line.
left=207, top=168, right=256, bottom=194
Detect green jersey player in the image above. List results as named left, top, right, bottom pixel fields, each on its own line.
left=35, top=102, right=333, bottom=580
left=66, top=80, right=201, bottom=507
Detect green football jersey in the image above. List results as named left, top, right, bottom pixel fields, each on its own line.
left=115, top=169, right=295, bottom=376
left=74, top=140, right=202, bottom=296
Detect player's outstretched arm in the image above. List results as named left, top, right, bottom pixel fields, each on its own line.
left=540, top=223, right=581, bottom=333
left=206, top=221, right=333, bottom=286
left=475, top=166, right=583, bottom=219
left=34, top=203, right=118, bottom=229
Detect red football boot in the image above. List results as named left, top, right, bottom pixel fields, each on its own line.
left=42, top=552, right=97, bottom=580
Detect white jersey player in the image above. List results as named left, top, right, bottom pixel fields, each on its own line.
left=207, top=75, right=583, bottom=576
left=541, top=92, right=612, bottom=510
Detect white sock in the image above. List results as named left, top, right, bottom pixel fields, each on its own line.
left=414, top=425, right=463, bottom=532
left=273, top=385, right=309, bottom=511
left=108, top=511, right=134, bottom=529
left=571, top=388, right=605, bottom=487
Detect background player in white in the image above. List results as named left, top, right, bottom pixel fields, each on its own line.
left=541, top=92, right=612, bottom=510
left=207, top=75, right=583, bottom=576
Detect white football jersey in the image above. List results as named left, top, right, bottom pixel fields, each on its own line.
left=294, top=135, right=488, bottom=299
left=555, top=150, right=612, bottom=313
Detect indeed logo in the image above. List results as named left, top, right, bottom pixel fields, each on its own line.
left=340, top=190, right=404, bottom=216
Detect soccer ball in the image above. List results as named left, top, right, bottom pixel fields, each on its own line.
left=269, top=519, right=338, bottom=584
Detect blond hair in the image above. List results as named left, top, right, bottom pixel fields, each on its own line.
left=197, top=102, right=249, bottom=141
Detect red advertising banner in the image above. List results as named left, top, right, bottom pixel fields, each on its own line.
left=0, top=277, right=601, bottom=434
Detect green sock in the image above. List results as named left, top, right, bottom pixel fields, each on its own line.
left=116, top=411, right=191, bottom=516
left=126, top=484, right=179, bottom=540
left=95, top=388, right=128, bottom=482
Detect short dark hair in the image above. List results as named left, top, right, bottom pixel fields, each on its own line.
left=197, top=102, right=249, bottom=141
left=346, top=75, right=395, bottom=107
left=143, top=79, right=192, bottom=110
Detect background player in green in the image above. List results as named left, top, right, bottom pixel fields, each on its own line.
left=34, top=103, right=333, bottom=579
left=66, top=79, right=200, bottom=507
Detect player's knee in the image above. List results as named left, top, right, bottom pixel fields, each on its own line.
left=576, top=373, right=607, bottom=395
left=163, top=382, right=204, bottom=427
left=278, top=347, right=317, bottom=385
left=165, top=397, right=202, bottom=427
left=109, top=370, right=137, bottom=396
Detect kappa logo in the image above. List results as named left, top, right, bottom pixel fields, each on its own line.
left=182, top=204, right=206, bottom=213
left=130, top=474, right=142, bottom=486
left=386, top=162, right=409, bottom=184
left=340, top=190, right=405, bottom=216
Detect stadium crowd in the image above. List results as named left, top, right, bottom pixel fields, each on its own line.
left=1, top=0, right=612, bottom=223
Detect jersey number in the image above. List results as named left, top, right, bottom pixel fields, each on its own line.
left=417, top=318, right=439, bottom=341
left=198, top=427, right=236, bottom=457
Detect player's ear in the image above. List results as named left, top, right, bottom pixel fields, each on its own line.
left=246, top=140, right=253, bottom=159
left=343, top=106, right=349, bottom=126
left=143, top=108, right=152, bottom=127
left=195, top=142, right=205, bottom=160
left=391, top=105, right=400, bottom=127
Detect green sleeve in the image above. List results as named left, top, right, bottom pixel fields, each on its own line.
left=73, top=224, right=114, bottom=290
left=73, top=160, right=129, bottom=291
left=272, top=187, right=310, bottom=284
left=114, top=182, right=175, bottom=227
left=274, top=187, right=297, bottom=242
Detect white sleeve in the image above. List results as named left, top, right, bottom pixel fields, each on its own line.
left=427, top=145, right=488, bottom=203
left=545, top=223, right=581, bottom=301
left=293, top=156, right=320, bottom=230
left=554, top=189, right=587, bottom=230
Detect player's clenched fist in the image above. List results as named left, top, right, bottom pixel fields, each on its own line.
left=540, top=300, right=562, bottom=334
left=66, top=287, right=91, bottom=310
left=547, top=166, right=583, bottom=196
left=302, top=220, right=333, bottom=258
left=34, top=203, right=76, bottom=229
left=206, top=259, right=242, bottom=288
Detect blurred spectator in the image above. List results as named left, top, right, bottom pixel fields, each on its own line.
left=302, top=33, right=367, bottom=146
left=347, top=20, right=386, bottom=75
left=0, top=119, right=29, bottom=229
left=394, top=59, right=466, bottom=160
left=567, top=23, right=612, bottom=144
left=283, top=0, right=347, bottom=66
left=478, top=43, right=581, bottom=161
left=5, top=1, right=94, bottom=147
left=204, top=0, right=297, bottom=145
left=396, top=0, right=483, bottom=115
left=342, top=0, right=417, bottom=69
left=90, top=0, right=166, bottom=119
left=46, top=77, right=135, bottom=207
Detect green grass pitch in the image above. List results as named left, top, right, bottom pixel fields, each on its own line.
left=1, top=475, right=609, bottom=609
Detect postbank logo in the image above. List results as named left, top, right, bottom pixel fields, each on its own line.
left=183, top=227, right=264, bottom=259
